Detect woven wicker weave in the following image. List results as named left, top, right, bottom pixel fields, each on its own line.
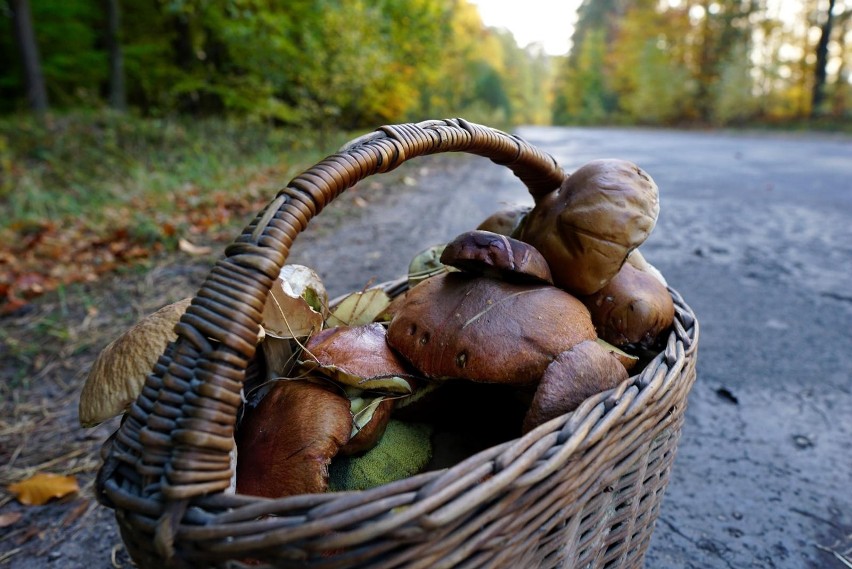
left=96, top=118, right=699, bottom=569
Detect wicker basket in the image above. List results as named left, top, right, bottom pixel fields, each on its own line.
left=96, top=118, right=699, bottom=569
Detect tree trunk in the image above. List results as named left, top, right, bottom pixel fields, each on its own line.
left=810, top=0, right=836, bottom=117
left=9, top=0, right=48, bottom=115
left=105, top=0, right=126, bottom=111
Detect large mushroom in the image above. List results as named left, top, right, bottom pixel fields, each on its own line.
left=519, top=159, right=660, bottom=295
left=522, top=340, right=629, bottom=433
left=299, top=323, right=417, bottom=394
left=386, top=272, right=596, bottom=384
left=235, top=379, right=352, bottom=498
left=79, top=297, right=192, bottom=428
left=298, top=323, right=417, bottom=456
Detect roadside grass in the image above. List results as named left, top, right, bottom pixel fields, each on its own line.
left=0, top=110, right=345, bottom=231
left=0, top=111, right=357, bottom=319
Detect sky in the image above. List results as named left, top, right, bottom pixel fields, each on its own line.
left=469, top=0, right=583, bottom=56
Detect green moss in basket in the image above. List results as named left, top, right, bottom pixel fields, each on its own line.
left=328, top=420, right=433, bottom=492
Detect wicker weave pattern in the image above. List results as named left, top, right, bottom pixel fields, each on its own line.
left=96, top=119, right=699, bottom=568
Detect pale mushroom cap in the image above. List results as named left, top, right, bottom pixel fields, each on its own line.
left=387, top=272, right=596, bottom=384
left=626, top=249, right=668, bottom=286
left=522, top=340, right=628, bottom=433
left=521, top=159, right=659, bottom=295
left=78, top=297, right=192, bottom=427
left=581, top=262, right=675, bottom=349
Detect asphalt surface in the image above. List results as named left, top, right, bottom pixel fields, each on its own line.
left=289, top=126, right=852, bottom=569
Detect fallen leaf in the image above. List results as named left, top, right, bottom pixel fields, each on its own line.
left=7, top=473, right=79, bottom=506
left=178, top=238, right=212, bottom=256
left=0, top=512, right=23, bottom=528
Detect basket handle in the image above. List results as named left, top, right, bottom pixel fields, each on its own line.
left=107, top=118, right=566, bottom=504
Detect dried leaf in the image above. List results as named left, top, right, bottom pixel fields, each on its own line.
left=0, top=512, right=23, bottom=528
left=178, top=238, right=212, bottom=256
left=348, top=392, right=386, bottom=439
left=408, top=245, right=448, bottom=288
left=263, top=276, right=324, bottom=339
left=7, top=473, right=79, bottom=505
left=327, top=289, right=391, bottom=328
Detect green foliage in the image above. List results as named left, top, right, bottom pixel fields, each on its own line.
left=553, top=28, right=614, bottom=124
left=2, top=0, right=553, bottom=129
left=0, top=110, right=337, bottom=231
left=3, top=0, right=849, bottom=131
left=552, top=0, right=851, bottom=127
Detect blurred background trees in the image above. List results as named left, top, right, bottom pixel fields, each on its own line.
left=1, top=0, right=850, bottom=128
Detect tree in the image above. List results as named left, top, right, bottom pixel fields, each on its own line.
left=105, top=0, right=126, bottom=111
left=8, top=0, right=48, bottom=115
left=811, top=0, right=837, bottom=116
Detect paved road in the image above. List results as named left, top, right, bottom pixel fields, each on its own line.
left=290, top=126, right=852, bottom=568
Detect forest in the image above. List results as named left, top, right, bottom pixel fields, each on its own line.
left=4, top=0, right=850, bottom=128
left=0, top=0, right=849, bottom=311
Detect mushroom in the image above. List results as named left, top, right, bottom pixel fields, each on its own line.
left=440, top=230, right=553, bottom=284
left=299, top=323, right=417, bottom=394
left=340, top=394, right=395, bottom=456
left=519, top=159, right=660, bottom=295
left=626, top=249, right=667, bottom=287
left=235, top=379, right=352, bottom=498
left=522, top=340, right=628, bottom=434
left=386, top=272, right=596, bottom=384
left=581, top=261, right=675, bottom=350
left=476, top=203, right=532, bottom=237
left=260, top=264, right=327, bottom=377
left=79, top=297, right=192, bottom=428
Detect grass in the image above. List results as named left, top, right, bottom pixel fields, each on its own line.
left=0, top=110, right=349, bottom=233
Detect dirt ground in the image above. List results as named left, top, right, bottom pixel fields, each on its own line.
left=0, top=163, right=420, bottom=568
left=2, top=127, right=851, bottom=569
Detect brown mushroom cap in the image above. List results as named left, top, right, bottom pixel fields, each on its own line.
left=340, top=396, right=395, bottom=456
left=476, top=204, right=532, bottom=237
left=522, top=340, right=629, bottom=433
left=581, top=261, right=675, bottom=349
left=79, top=297, right=192, bottom=428
left=386, top=272, right=596, bottom=384
left=299, top=323, right=416, bottom=393
left=520, top=159, right=659, bottom=295
left=236, top=379, right=351, bottom=498
left=440, top=230, right=553, bottom=284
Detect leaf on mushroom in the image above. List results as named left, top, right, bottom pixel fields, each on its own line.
left=340, top=388, right=395, bottom=456
left=326, top=289, right=391, bottom=328
left=595, top=338, right=640, bottom=372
